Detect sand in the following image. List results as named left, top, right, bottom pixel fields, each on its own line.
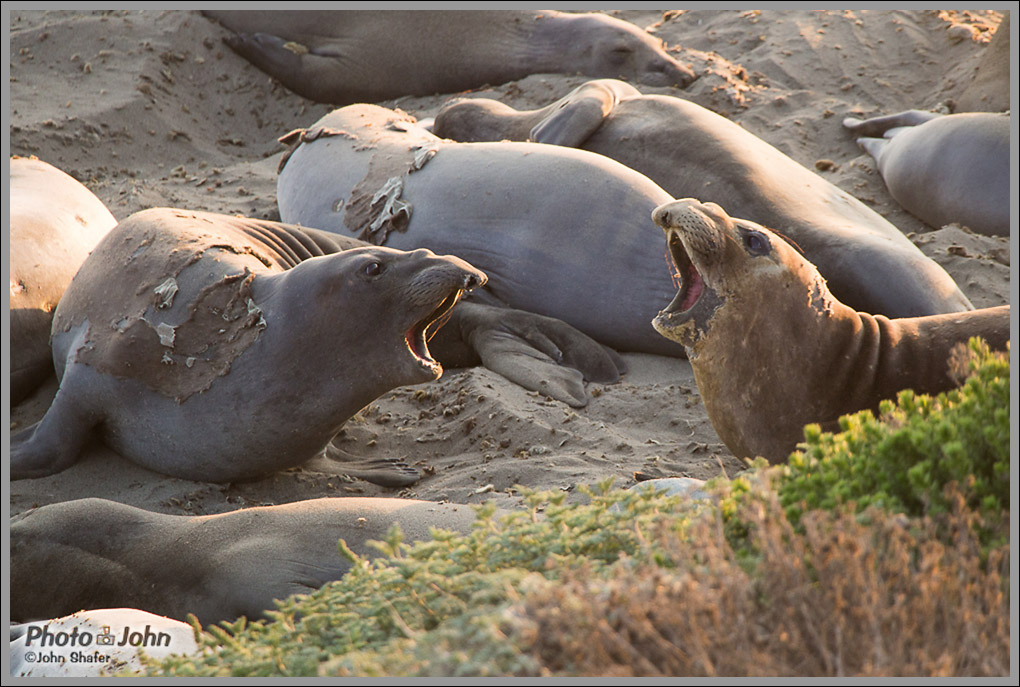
left=7, top=8, right=1011, bottom=521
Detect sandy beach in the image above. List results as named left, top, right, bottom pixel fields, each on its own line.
left=8, top=8, right=1011, bottom=522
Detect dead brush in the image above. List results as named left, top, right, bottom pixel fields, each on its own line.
left=511, top=483, right=1010, bottom=677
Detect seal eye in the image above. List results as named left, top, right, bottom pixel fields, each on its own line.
left=743, top=231, right=770, bottom=256
left=363, top=261, right=383, bottom=277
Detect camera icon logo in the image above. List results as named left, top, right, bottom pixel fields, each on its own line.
left=96, top=627, right=115, bottom=646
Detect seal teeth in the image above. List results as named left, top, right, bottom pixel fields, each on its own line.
left=406, top=288, right=463, bottom=371
left=663, top=230, right=703, bottom=314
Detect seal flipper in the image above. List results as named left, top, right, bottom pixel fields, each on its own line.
left=842, top=110, right=942, bottom=138
left=529, top=81, right=620, bottom=147
left=320, top=443, right=420, bottom=489
left=10, top=387, right=100, bottom=480
left=437, top=302, right=626, bottom=408
left=219, top=32, right=342, bottom=103
left=854, top=135, right=890, bottom=161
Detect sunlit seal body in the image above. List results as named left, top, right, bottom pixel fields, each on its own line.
left=10, top=497, right=481, bottom=626
left=202, top=10, right=695, bottom=104
left=433, top=79, right=975, bottom=318
left=11, top=208, right=484, bottom=482
left=276, top=103, right=681, bottom=357
left=651, top=198, right=1010, bottom=463
left=9, top=157, right=117, bottom=403
left=844, top=110, right=1010, bottom=237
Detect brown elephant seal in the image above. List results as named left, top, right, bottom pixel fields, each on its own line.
left=650, top=198, right=1010, bottom=463
left=10, top=497, right=482, bottom=626
left=843, top=110, right=1010, bottom=237
left=9, top=157, right=117, bottom=404
left=10, top=208, right=486, bottom=484
left=432, top=79, right=975, bottom=318
left=276, top=103, right=682, bottom=358
left=201, top=10, right=695, bottom=104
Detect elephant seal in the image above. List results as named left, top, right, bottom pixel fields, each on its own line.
left=10, top=497, right=482, bottom=626
left=432, top=79, right=975, bottom=318
left=201, top=10, right=695, bottom=104
left=843, top=110, right=1010, bottom=237
left=276, top=103, right=682, bottom=357
left=10, top=208, right=486, bottom=483
left=10, top=609, right=199, bottom=677
left=650, top=198, right=1010, bottom=463
left=9, top=157, right=118, bottom=404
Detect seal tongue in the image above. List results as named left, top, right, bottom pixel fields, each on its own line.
left=406, top=289, right=463, bottom=368
left=665, top=231, right=704, bottom=313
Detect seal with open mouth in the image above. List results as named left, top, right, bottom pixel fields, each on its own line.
left=651, top=198, right=1010, bottom=463
left=10, top=208, right=485, bottom=483
left=432, top=79, right=975, bottom=318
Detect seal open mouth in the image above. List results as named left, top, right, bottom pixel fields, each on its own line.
left=663, top=229, right=705, bottom=315
left=405, top=288, right=464, bottom=374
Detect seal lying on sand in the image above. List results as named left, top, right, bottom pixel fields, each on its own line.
left=844, top=110, right=1009, bottom=237
left=276, top=103, right=683, bottom=357
left=10, top=497, right=481, bottom=626
left=650, top=198, right=1010, bottom=463
left=432, top=79, right=974, bottom=318
left=9, top=157, right=117, bottom=404
left=202, top=10, right=695, bottom=104
left=10, top=209, right=621, bottom=485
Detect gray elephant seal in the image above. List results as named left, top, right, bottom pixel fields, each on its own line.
left=11, top=208, right=485, bottom=483
left=202, top=10, right=695, bottom=104
left=276, top=103, right=682, bottom=357
left=844, top=110, right=1009, bottom=237
left=432, top=79, right=975, bottom=318
left=9, top=157, right=117, bottom=404
left=10, top=497, right=481, bottom=626
left=651, top=198, right=1010, bottom=463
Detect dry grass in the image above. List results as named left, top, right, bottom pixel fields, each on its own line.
left=512, top=485, right=1009, bottom=677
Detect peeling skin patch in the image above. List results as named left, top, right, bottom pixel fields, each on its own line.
left=344, top=150, right=422, bottom=244
left=276, top=126, right=358, bottom=173
left=153, top=321, right=176, bottom=347
left=153, top=277, right=178, bottom=309
left=52, top=217, right=301, bottom=403
left=77, top=269, right=265, bottom=402
left=411, top=143, right=439, bottom=171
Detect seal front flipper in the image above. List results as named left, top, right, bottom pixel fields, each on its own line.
left=436, top=302, right=627, bottom=408
left=529, top=81, right=625, bottom=147
left=218, top=32, right=343, bottom=103
left=320, top=443, right=420, bottom=488
left=11, top=386, right=100, bottom=480
left=842, top=110, right=941, bottom=138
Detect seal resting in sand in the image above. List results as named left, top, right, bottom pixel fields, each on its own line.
left=650, top=198, right=1010, bottom=463
left=11, top=208, right=623, bottom=485
left=276, top=103, right=683, bottom=357
left=201, top=10, right=696, bottom=104
left=844, top=110, right=1009, bottom=237
left=432, top=79, right=975, bottom=318
left=9, top=157, right=117, bottom=404
left=10, top=497, right=482, bottom=626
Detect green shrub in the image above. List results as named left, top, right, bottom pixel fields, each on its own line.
left=146, top=339, right=1009, bottom=677
left=776, top=339, right=1009, bottom=549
